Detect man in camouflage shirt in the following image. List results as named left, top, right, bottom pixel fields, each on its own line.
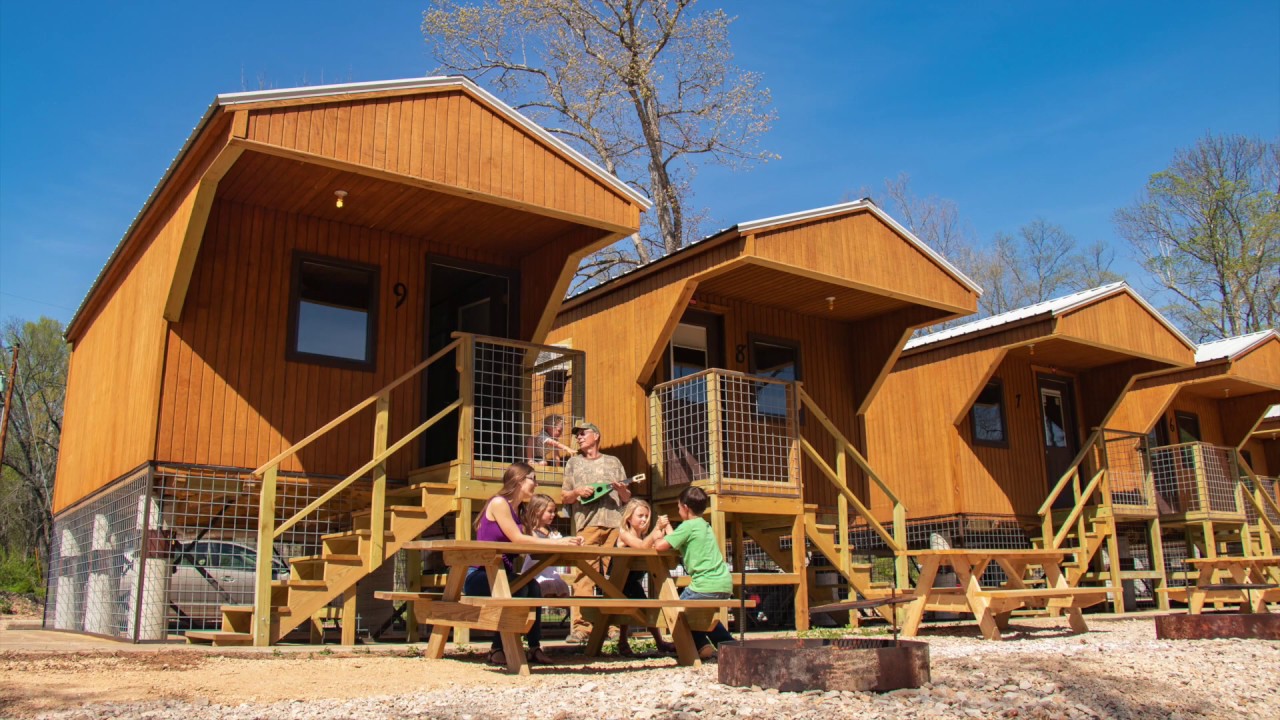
left=560, top=420, right=632, bottom=642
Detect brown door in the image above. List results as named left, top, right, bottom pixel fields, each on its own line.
left=1039, top=374, right=1080, bottom=509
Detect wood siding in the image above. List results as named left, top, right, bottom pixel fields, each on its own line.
left=242, top=90, right=638, bottom=233
left=154, top=199, right=506, bottom=478
left=1054, top=293, right=1192, bottom=365
left=53, top=189, right=204, bottom=513
left=752, top=212, right=974, bottom=313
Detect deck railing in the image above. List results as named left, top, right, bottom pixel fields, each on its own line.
left=248, top=332, right=583, bottom=645
left=1148, top=441, right=1244, bottom=517
left=1235, top=453, right=1280, bottom=553
left=1039, top=429, right=1156, bottom=550
left=795, top=386, right=909, bottom=585
left=648, top=369, right=801, bottom=498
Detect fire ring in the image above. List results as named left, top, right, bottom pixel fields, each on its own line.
left=718, top=637, right=930, bottom=693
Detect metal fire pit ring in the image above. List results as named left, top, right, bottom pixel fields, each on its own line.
left=718, top=637, right=930, bottom=693
left=1154, top=612, right=1280, bottom=640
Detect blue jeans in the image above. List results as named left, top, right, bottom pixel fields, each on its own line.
left=680, top=587, right=735, bottom=649
left=464, top=567, right=543, bottom=651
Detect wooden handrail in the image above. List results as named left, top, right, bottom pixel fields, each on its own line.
left=797, top=388, right=904, bottom=508
left=1051, top=468, right=1106, bottom=549
left=272, top=398, right=463, bottom=539
left=1038, top=428, right=1104, bottom=516
left=800, top=438, right=901, bottom=551
left=1235, top=449, right=1280, bottom=541
left=252, top=338, right=462, bottom=477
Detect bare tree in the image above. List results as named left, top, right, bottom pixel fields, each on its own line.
left=1115, top=134, right=1279, bottom=340
left=969, top=219, right=1109, bottom=316
left=878, top=173, right=979, bottom=267
left=423, top=0, right=777, bottom=289
left=1, top=317, right=66, bottom=567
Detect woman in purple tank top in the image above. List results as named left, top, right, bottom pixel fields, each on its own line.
left=464, top=461, right=583, bottom=665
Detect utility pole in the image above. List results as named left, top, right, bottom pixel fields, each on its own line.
left=0, top=343, right=19, bottom=464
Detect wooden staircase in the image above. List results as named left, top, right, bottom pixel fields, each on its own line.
left=801, top=507, right=895, bottom=620
left=187, top=482, right=457, bottom=646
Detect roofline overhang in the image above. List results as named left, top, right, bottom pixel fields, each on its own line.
left=66, top=76, right=651, bottom=340
left=904, top=283, right=1197, bottom=357
left=1195, top=329, right=1279, bottom=363
left=560, top=198, right=983, bottom=314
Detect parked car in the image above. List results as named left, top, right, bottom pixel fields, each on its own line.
left=120, top=540, right=289, bottom=629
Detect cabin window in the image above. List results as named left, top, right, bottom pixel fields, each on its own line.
left=971, top=380, right=1008, bottom=447
left=287, top=254, right=379, bottom=370
left=750, top=337, right=800, bottom=418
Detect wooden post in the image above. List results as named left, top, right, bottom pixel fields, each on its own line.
left=252, top=465, right=279, bottom=646
left=453, top=497, right=473, bottom=645
left=1149, top=517, right=1168, bottom=610
left=893, top=502, right=908, bottom=594
left=791, top=512, right=809, bottom=632
left=406, top=548, right=422, bottom=642
left=457, top=337, right=475, bottom=478
left=836, top=452, right=850, bottom=598
left=1098, top=435, right=1124, bottom=614
left=731, top=517, right=744, bottom=631
left=342, top=586, right=358, bottom=646
left=649, top=391, right=665, bottom=488
left=706, top=372, right=722, bottom=490
left=369, top=395, right=389, bottom=571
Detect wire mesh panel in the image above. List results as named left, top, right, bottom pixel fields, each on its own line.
left=45, top=467, right=150, bottom=640
left=649, top=369, right=800, bottom=496
left=848, top=514, right=1033, bottom=586
left=1149, top=442, right=1243, bottom=515
left=1243, top=475, right=1280, bottom=526
left=468, top=337, right=584, bottom=487
left=650, top=372, right=712, bottom=489
left=46, top=464, right=368, bottom=639
left=1103, top=432, right=1155, bottom=511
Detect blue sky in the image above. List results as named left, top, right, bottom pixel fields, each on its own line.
left=1, top=1, right=1277, bottom=326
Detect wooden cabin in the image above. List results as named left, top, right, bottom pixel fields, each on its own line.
left=548, top=200, right=982, bottom=627
left=864, top=283, right=1199, bottom=609
left=1104, top=330, right=1280, bottom=587
left=46, top=77, right=648, bottom=644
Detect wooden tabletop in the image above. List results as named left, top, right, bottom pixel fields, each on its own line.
left=1185, top=556, right=1280, bottom=566
left=401, top=539, right=678, bottom=558
left=904, top=549, right=1071, bottom=559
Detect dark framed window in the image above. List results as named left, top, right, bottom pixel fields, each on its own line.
left=749, top=335, right=801, bottom=418
left=971, top=379, right=1008, bottom=447
left=287, top=252, right=379, bottom=370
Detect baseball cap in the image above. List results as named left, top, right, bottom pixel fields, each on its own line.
left=571, top=420, right=600, bottom=435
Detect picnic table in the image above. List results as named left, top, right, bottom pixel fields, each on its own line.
left=900, top=549, right=1108, bottom=641
left=378, top=540, right=750, bottom=675
left=1182, top=556, right=1280, bottom=614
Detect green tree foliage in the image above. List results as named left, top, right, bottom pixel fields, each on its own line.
left=423, top=0, right=777, bottom=291
left=1115, top=134, right=1279, bottom=340
left=1, top=317, right=68, bottom=572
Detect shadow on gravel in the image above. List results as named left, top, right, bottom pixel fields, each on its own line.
left=942, top=649, right=1234, bottom=719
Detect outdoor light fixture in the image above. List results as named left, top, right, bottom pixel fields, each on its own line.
left=826, top=296, right=835, bottom=311
left=334, top=190, right=348, bottom=208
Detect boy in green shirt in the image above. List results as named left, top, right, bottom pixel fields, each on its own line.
left=654, top=486, right=735, bottom=658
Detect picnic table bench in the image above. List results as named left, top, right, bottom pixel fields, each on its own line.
left=383, top=540, right=751, bottom=675
left=900, top=549, right=1108, bottom=640
left=1177, top=556, right=1280, bottom=614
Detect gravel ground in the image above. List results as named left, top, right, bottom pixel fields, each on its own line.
left=3, top=615, right=1277, bottom=719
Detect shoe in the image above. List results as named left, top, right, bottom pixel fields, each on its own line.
left=698, top=644, right=717, bottom=661
left=527, top=647, right=555, bottom=664
left=486, top=649, right=507, bottom=666
left=566, top=631, right=590, bottom=645
left=654, top=640, right=677, bottom=654
left=617, top=642, right=634, bottom=657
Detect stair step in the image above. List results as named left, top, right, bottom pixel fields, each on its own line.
left=220, top=605, right=292, bottom=616
left=185, top=631, right=253, bottom=646
left=287, top=579, right=327, bottom=589
left=351, top=505, right=434, bottom=520
left=290, top=554, right=362, bottom=565
left=813, top=523, right=837, bottom=533
left=387, top=481, right=456, bottom=499
left=321, top=529, right=395, bottom=541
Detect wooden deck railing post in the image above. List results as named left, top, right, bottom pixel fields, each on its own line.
left=457, top=336, right=475, bottom=482
left=252, top=464, right=279, bottom=646
left=649, top=392, right=665, bottom=488
left=706, top=372, right=722, bottom=490
left=368, top=395, right=389, bottom=571
left=892, top=502, right=908, bottom=590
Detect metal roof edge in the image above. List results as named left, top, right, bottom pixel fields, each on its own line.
left=218, top=76, right=652, bottom=210
left=1197, top=328, right=1279, bottom=363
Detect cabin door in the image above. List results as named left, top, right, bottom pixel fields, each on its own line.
left=1038, top=374, right=1080, bottom=509
left=660, top=310, right=724, bottom=484
left=421, top=262, right=513, bottom=467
